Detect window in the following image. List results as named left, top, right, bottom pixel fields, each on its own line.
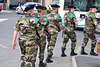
left=94, top=0, right=100, bottom=12
left=73, top=0, right=100, bottom=11
left=73, top=0, right=87, bottom=11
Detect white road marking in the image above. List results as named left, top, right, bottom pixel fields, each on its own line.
left=0, top=18, right=8, bottom=23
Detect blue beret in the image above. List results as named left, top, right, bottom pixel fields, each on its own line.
left=36, top=5, right=47, bottom=10
left=24, top=4, right=35, bottom=11
left=51, top=4, right=60, bottom=8
left=68, top=5, right=76, bottom=9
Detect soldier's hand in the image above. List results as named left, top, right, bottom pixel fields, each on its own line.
left=47, top=27, right=51, bottom=31
left=59, top=24, right=63, bottom=28
left=13, top=41, right=16, bottom=50
left=94, top=21, right=97, bottom=25
left=75, top=21, right=78, bottom=25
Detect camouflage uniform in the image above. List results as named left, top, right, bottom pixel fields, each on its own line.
left=47, top=11, right=62, bottom=57
left=14, top=14, right=41, bottom=67
left=62, top=12, right=77, bottom=51
left=35, top=14, right=49, bottom=62
left=81, top=12, right=97, bottom=50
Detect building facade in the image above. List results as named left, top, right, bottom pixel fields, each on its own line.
left=0, top=0, right=60, bottom=10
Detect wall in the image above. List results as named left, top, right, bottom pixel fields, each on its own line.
left=45, top=0, right=52, bottom=7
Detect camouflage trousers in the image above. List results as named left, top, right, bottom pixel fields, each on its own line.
left=47, top=32, right=58, bottom=56
left=19, top=37, right=38, bottom=67
left=81, top=30, right=97, bottom=50
left=62, top=30, right=77, bottom=51
left=37, top=36, right=46, bottom=62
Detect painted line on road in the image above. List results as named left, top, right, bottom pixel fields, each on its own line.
left=0, top=44, right=8, bottom=48
left=0, top=44, right=20, bottom=49
left=1, top=10, right=13, bottom=13
left=0, top=18, right=8, bottom=23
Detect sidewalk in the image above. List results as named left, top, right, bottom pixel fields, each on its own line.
left=72, top=55, right=100, bottom=67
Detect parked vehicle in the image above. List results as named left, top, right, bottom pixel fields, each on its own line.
left=0, top=3, right=2, bottom=11
left=16, top=2, right=42, bottom=14
left=95, top=18, right=100, bottom=33
left=10, top=0, right=19, bottom=9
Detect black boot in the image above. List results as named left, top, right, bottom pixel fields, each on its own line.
left=39, top=61, right=47, bottom=67
left=32, top=62, right=35, bottom=67
left=70, top=49, right=77, bottom=56
left=81, top=47, right=88, bottom=55
left=90, top=49, right=98, bottom=56
left=46, top=56, right=53, bottom=63
left=61, top=50, right=67, bottom=57
left=49, top=55, right=52, bottom=58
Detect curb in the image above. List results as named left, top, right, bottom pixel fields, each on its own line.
left=72, top=55, right=100, bottom=67
left=72, top=56, right=77, bottom=67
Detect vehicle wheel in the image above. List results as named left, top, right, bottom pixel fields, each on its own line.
left=17, top=13, right=21, bottom=14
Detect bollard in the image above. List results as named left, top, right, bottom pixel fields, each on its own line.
left=97, top=38, right=100, bottom=53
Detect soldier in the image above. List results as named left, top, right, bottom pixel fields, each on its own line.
left=81, top=5, right=98, bottom=56
left=13, top=4, right=41, bottom=67
left=35, top=5, right=49, bottom=67
left=61, top=5, right=78, bottom=57
left=46, top=4, right=62, bottom=63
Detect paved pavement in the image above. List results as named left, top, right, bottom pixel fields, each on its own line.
left=0, top=10, right=100, bottom=67
left=72, top=55, right=100, bottom=67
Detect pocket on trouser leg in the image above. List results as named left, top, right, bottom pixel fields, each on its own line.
left=25, top=62, right=31, bottom=67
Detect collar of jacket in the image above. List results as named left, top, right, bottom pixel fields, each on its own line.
left=25, top=13, right=33, bottom=17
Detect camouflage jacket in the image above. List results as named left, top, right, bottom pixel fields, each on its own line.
left=34, top=14, right=49, bottom=36
left=64, top=12, right=77, bottom=31
left=46, top=11, right=62, bottom=34
left=14, top=14, right=41, bottom=39
left=84, top=12, right=97, bottom=32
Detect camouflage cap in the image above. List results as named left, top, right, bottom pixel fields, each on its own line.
left=24, top=4, right=35, bottom=11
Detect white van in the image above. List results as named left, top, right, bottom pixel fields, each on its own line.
left=58, top=0, right=100, bottom=33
